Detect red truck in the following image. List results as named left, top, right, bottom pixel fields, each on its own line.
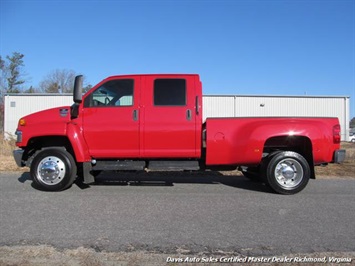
left=13, top=74, right=345, bottom=194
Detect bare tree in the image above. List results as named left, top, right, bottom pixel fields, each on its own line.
left=24, top=86, right=39, bottom=93
left=39, top=69, right=77, bottom=93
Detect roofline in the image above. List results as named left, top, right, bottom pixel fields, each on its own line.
left=103, top=73, right=200, bottom=80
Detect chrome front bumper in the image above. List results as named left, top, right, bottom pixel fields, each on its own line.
left=13, top=149, right=24, bottom=167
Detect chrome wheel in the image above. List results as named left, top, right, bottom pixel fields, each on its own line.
left=264, top=151, right=310, bottom=195
left=37, top=156, right=66, bottom=185
left=31, top=148, right=77, bottom=191
left=274, top=158, right=303, bottom=190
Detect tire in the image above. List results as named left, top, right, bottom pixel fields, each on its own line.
left=263, top=151, right=310, bottom=195
left=30, top=148, right=77, bottom=191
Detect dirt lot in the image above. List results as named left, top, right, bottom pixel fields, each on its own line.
left=0, top=245, right=353, bottom=266
left=1, top=136, right=354, bottom=265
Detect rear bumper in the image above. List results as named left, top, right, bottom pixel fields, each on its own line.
left=333, top=149, right=346, bottom=164
left=13, top=149, right=25, bottom=167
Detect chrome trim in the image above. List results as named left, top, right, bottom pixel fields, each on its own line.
left=36, top=156, right=66, bottom=185
left=15, top=130, right=22, bottom=143
left=274, top=158, right=304, bottom=190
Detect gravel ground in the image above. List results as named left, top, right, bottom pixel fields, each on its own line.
left=0, top=245, right=354, bottom=266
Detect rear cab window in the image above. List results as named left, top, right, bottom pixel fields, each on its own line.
left=154, top=79, right=186, bottom=106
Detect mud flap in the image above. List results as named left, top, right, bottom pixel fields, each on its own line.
left=83, top=162, right=95, bottom=184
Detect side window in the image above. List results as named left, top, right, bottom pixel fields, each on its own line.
left=154, top=79, right=186, bottom=106
left=84, top=79, right=134, bottom=107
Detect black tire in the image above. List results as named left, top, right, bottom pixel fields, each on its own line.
left=263, top=151, right=310, bottom=195
left=30, top=148, right=77, bottom=191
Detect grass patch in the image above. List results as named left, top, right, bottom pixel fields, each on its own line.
left=315, top=142, right=355, bottom=178
left=0, top=133, right=16, bottom=156
left=0, top=133, right=24, bottom=171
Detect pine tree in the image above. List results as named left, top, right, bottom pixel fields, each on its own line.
left=6, top=52, right=25, bottom=93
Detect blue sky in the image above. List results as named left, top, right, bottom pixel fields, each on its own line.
left=1, top=0, right=354, bottom=118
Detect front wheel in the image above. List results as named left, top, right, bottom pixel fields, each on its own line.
left=30, top=148, right=77, bottom=191
left=263, top=151, right=310, bottom=195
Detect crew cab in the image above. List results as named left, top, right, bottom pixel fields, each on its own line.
left=13, top=74, right=345, bottom=194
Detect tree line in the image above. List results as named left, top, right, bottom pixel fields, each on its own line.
left=0, top=52, right=92, bottom=97
left=0, top=51, right=92, bottom=133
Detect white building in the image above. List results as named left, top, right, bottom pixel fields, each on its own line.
left=4, top=94, right=73, bottom=139
left=203, top=95, right=350, bottom=141
left=4, top=93, right=350, bottom=140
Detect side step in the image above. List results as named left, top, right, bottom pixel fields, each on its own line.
left=148, top=161, right=200, bottom=171
left=91, top=160, right=200, bottom=171
left=92, top=161, right=145, bottom=171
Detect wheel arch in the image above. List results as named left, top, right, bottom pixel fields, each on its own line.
left=263, top=135, right=315, bottom=179
left=23, top=136, right=76, bottom=166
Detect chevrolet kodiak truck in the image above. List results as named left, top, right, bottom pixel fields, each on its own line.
left=13, top=74, right=345, bottom=194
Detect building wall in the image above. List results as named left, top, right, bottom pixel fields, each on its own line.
left=4, top=94, right=73, bottom=139
left=203, top=95, right=350, bottom=140
left=4, top=94, right=350, bottom=140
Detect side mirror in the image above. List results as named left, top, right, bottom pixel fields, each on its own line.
left=73, top=75, right=83, bottom=103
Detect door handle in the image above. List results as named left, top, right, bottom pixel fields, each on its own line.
left=186, top=109, right=192, bottom=121
left=195, top=96, right=199, bottom=115
left=133, top=109, right=139, bottom=121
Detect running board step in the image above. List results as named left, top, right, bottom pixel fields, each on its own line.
left=92, top=161, right=145, bottom=171
left=148, top=161, right=200, bottom=171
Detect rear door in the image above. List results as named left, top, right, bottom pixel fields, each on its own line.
left=81, top=77, right=140, bottom=158
left=141, top=75, right=199, bottom=158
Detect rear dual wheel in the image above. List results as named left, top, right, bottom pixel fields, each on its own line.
left=263, top=151, right=310, bottom=195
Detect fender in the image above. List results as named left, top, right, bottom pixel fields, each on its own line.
left=16, top=106, right=70, bottom=147
left=16, top=106, right=90, bottom=163
left=206, top=117, right=338, bottom=166
left=66, top=122, right=91, bottom=162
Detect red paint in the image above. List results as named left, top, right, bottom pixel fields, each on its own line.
left=205, top=117, right=340, bottom=165
left=15, top=74, right=341, bottom=167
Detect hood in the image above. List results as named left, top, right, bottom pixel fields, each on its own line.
left=20, top=106, right=72, bottom=126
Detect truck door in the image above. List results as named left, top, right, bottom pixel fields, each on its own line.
left=141, top=75, right=200, bottom=158
left=81, top=77, right=140, bottom=158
